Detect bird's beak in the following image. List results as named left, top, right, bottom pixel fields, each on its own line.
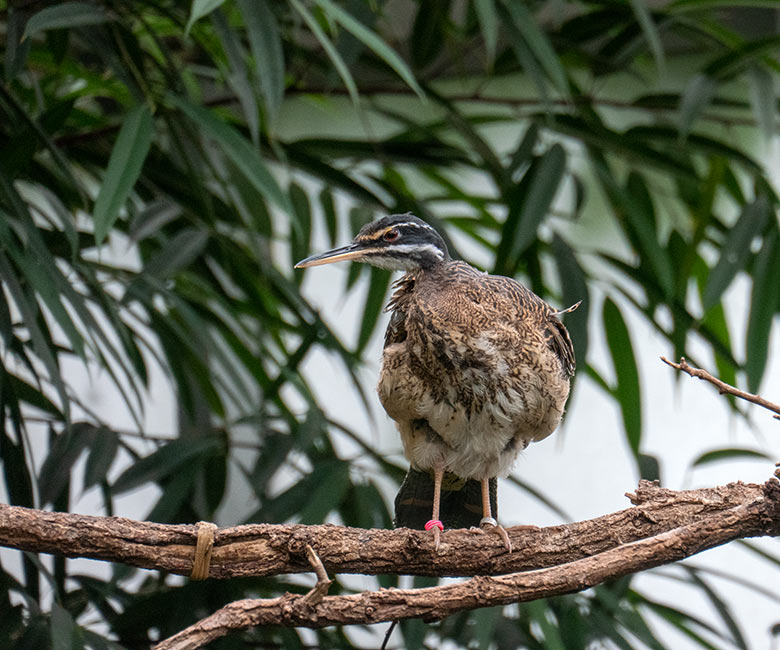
left=294, top=242, right=365, bottom=268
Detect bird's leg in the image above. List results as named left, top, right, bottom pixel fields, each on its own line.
left=424, top=467, right=444, bottom=551
left=479, top=478, right=512, bottom=552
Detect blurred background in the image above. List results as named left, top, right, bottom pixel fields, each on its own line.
left=1, top=1, right=779, bottom=648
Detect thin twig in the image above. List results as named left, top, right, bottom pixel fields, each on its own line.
left=661, top=357, right=780, bottom=420
left=300, top=544, right=333, bottom=607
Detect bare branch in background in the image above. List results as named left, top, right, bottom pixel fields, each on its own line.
left=661, top=356, right=780, bottom=420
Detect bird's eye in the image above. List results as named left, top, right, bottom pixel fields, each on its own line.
left=384, top=229, right=400, bottom=242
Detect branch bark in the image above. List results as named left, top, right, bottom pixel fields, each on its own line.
left=0, top=480, right=777, bottom=580
left=154, top=478, right=780, bottom=649
left=3, top=477, right=779, bottom=649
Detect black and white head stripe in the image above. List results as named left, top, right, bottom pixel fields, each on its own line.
left=354, top=214, right=450, bottom=270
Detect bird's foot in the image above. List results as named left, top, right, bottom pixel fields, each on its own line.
left=425, top=519, right=444, bottom=551
left=479, top=516, right=512, bottom=552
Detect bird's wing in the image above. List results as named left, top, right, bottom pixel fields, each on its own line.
left=544, top=313, right=576, bottom=377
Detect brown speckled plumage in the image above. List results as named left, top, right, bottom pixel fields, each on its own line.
left=380, top=260, right=574, bottom=483
left=296, top=214, right=577, bottom=541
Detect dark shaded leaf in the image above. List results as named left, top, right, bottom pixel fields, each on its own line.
left=602, top=298, right=642, bottom=455
left=112, top=438, right=221, bottom=494
left=703, top=195, right=770, bottom=309
left=237, top=0, right=285, bottom=123
left=93, top=105, right=154, bottom=245
left=692, top=447, right=771, bottom=467
left=746, top=228, right=779, bottom=392
left=23, top=2, right=109, bottom=38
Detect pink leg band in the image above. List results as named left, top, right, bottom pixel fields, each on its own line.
left=424, top=519, right=444, bottom=531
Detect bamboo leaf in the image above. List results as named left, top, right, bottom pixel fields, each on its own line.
left=499, top=0, right=569, bottom=93
left=745, top=228, right=780, bottom=392
left=702, top=195, right=770, bottom=309
left=357, top=267, right=391, bottom=354
left=627, top=0, right=665, bottom=74
left=23, top=2, right=109, bottom=39
left=83, top=427, right=119, bottom=490
left=112, top=438, right=220, bottom=494
left=236, top=0, right=285, bottom=123
left=289, top=0, right=359, bottom=104
left=748, top=65, right=776, bottom=143
left=624, top=172, right=675, bottom=299
left=93, top=104, right=154, bottom=245
left=314, top=0, right=425, bottom=99
left=185, top=0, right=225, bottom=35
left=692, top=447, right=770, bottom=467
left=678, top=74, right=716, bottom=138
left=168, top=94, right=292, bottom=215
left=602, top=298, right=642, bottom=455
left=211, top=9, right=259, bottom=145
left=474, top=0, right=498, bottom=67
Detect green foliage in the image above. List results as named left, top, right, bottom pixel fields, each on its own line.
left=1, top=0, right=779, bottom=648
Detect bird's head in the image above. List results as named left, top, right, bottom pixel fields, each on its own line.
left=294, top=214, right=450, bottom=272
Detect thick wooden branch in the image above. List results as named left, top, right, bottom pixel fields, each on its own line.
left=154, top=477, right=780, bottom=649
left=1, top=480, right=779, bottom=582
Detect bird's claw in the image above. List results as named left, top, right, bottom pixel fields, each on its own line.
left=479, top=517, right=512, bottom=552
left=431, top=525, right=441, bottom=551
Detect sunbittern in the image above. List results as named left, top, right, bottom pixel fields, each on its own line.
left=296, top=214, right=577, bottom=551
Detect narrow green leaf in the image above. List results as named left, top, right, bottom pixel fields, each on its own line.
left=357, top=267, right=391, bottom=354
left=551, top=234, right=589, bottom=368
left=319, top=188, right=338, bottom=246
left=671, top=0, right=780, bottom=11
left=50, top=603, right=77, bottom=650
left=684, top=568, right=749, bottom=650
left=185, top=0, right=225, bottom=35
left=298, top=461, right=351, bottom=524
left=211, top=9, right=259, bottom=145
left=409, top=0, right=448, bottom=70
left=5, top=10, right=32, bottom=79
left=746, top=228, right=780, bottom=392
left=474, top=0, right=498, bottom=67
left=627, top=0, right=665, bottom=74
left=625, top=172, right=675, bottom=299
left=0, top=251, right=69, bottom=419
left=507, top=123, right=538, bottom=181
left=510, top=144, right=566, bottom=260
left=142, top=229, right=209, bottom=279
left=692, top=447, right=770, bottom=467
left=23, top=2, right=109, bottom=39
left=528, top=600, right=566, bottom=650
left=83, top=427, right=119, bottom=490
left=38, top=423, right=96, bottom=506
left=236, top=0, right=285, bottom=123
left=168, top=94, right=292, bottom=215
left=748, top=65, right=775, bottom=143
left=702, top=195, right=770, bottom=309
left=678, top=74, right=716, bottom=138
left=602, top=298, right=642, bottom=455
left=289, top=0, right=359, bottom=104
left=500, top=0, right=569, bottom=93
left=314, top=0, right=425, bottom=100
left=289, top=183, right=312, bottom=270
left=112, top=438, right=220, bottom=494
left=93, top=105, right=154, bottom=245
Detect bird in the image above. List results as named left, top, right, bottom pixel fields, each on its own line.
left=295, top=213, right=577, bottom=551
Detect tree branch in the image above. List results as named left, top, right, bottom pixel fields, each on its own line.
left=1, top=480, right=777, bottom=581
left=154, top=478, right=780, bottom=649
left=661, top=356, right=780, bottom=420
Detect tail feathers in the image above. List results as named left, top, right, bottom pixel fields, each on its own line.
left=394, top=468, right=497, bottom=530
